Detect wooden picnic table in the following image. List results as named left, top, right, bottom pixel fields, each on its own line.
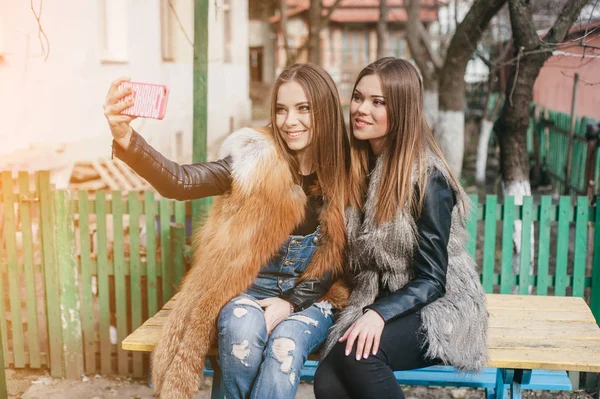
left=123, top=294, right=600, bottom=398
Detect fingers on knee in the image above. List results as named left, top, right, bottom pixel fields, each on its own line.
left=334, top=347, right=383, bottom=370
left=218, top=299, right=264, bottom=331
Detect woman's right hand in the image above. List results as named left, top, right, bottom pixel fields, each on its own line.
left=103, top=76, right=136, bottom=150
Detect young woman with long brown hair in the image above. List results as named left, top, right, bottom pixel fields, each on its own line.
left=103, top=63, right=349, bottom=399
left=314, top=57, right=488, bottom=399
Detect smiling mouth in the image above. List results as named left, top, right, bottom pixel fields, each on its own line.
left=354, top=119, right=372, bottom=128
left=286, top=130, right=306, bottom=138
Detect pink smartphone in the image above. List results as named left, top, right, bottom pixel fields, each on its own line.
left=119, top=81, right=169, bottom=120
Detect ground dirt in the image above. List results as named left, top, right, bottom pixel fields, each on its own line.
left=5, top=368, right=597, bottom=399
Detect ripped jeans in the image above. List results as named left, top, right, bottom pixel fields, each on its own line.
left=218, top=295, right=333, bottom=399
left=217, top=228, right=334, bottom=399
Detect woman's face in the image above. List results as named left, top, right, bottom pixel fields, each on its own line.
left=350, top=74, right=388, bottom=154
left=275, top=81, right=312, bottom=153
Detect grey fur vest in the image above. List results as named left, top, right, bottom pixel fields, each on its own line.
left=324, top=152, right=488, bottom=372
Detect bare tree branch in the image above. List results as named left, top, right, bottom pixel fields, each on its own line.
left=543, top=0, right=593, bottom=45
left=439, top=0, right=507, bottom=111
left=377, top=0, right=389, bottom=59
left=417, top=22, right=444, bottom=69
left=509, top=46, right=524, bottom=106
left=406, top=0, right=437, bottom=86
left=280, top=0, right=292, bottom=65
left=322, top=0, right=344, bottom=24
left=476, top=52, right=494, bottom=68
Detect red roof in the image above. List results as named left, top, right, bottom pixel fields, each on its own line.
left=270, top=0, right=440, bottom=24
left=536, top=20, right=600, bottom=39
left=287, top=0, right=440, bottom=7
left=328, top=8, right=438, bottom=23
left=567, top=20, right=600, bottom=36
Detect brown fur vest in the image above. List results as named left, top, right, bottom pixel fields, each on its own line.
left=151, top=127, right=348, bottom=398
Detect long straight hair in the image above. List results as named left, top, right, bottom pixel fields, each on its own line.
left=269, top=63, right=350, bottom=208
left=347, top=57, right=460, bottom=224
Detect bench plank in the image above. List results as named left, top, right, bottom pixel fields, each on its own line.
left=122, top=294, right=600, bottom=374
left=488, top=349, right=600, bottom=373
left=486, top=295, right=591, bottom=309
left=489, top=326, right=600, bottom=339
left=489, top=309, right=595, bottom=321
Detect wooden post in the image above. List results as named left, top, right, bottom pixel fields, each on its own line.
left=584, top=121, right=600, bottom=203
left=531, top=106, right=541, bottom=186
left=38, top=172, right=65, bottom=377
left=593, top=198, right=600, bottom=325
left=0, top=327, right=6, bottom=398
left=192, top=0, right=210, bottom=223
left=1, top=172, right=24, bottom=368
left=54, top=190, right=84, bottom=379
left=564, top=73, right=579, bottom=195
left=170, top=223, right=186, bottom=288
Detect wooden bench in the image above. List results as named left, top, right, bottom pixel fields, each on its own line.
left=123, top=294, right=600, bottom=399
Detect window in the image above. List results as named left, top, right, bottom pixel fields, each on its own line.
left=160, top=0, right=176, bottom=61
left=223, top=0, right=232, bottom=63
left=99, top=0, right=128, bottom=62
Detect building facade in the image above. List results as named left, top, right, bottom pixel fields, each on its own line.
left=0, top=0, right=252, bottom=166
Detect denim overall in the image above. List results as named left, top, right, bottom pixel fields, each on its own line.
left=217, top=227, right=334, bottom=399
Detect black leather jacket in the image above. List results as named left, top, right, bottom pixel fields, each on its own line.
left=112, top=130, right=333, bottom=311
left=365, top=170, right=456, bottom=322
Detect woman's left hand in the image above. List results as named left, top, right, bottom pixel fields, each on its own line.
left=339, top=310, right=385, bottom=360
left=257, top=298, right=293, bottom=334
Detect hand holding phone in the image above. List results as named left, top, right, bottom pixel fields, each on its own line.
left=118, top=81, right=170, bottom=120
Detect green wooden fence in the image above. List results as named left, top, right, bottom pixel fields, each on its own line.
left=0, top=171, right=599, bottom=379
left=528, top=106, right=598, bottom=196
left=0, top=171, right=191, bottom=378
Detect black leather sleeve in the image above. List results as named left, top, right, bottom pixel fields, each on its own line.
left=112, top=130, right=233, bottom=201
left=365, top=170, right=455, bottom=322
left=281, top=271, right=335, bottom=312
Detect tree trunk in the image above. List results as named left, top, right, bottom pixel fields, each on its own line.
left=377, top=0, right=388, bottom=59
left=308, top=0, right=322, bottom=65
left=423, top=86, right=439, bottom=131
left=406, top=0, right=435, bottom=84
left=280, top=0, right=293, bottom=66
left=496, top=0, right=589, bottom=189
left=475, top=119, right=494, bottom=185
left=406, top=0, right=440, bottom=128
left=437, top=0, right=507, bottom=177
left=262, top=2, right=276, bottom=83
left=495, top=0, right=589, bottom=293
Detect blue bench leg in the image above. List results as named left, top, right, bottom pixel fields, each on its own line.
left=208, top=355, right=225, bottom=399
left=512, top=370, right=532, bottom=399
left=486, top=368, right=533, bottom=399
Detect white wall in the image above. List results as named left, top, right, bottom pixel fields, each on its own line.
left=0, top=0, right=251, bottom=164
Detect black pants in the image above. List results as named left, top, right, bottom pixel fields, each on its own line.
left=314, top=311, right=438, bottom=399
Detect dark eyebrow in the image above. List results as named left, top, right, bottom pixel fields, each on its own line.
left=275, top=101, right=309, bottom=107
left=354, top=89, right=384, bottom=99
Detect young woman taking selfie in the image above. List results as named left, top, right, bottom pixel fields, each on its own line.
left=103, top=63, right=350, bottom=399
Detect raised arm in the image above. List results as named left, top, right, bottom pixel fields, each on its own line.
left=112, top=131, right=232, bottom=201
left=103, top=76, right=232, bottom=201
